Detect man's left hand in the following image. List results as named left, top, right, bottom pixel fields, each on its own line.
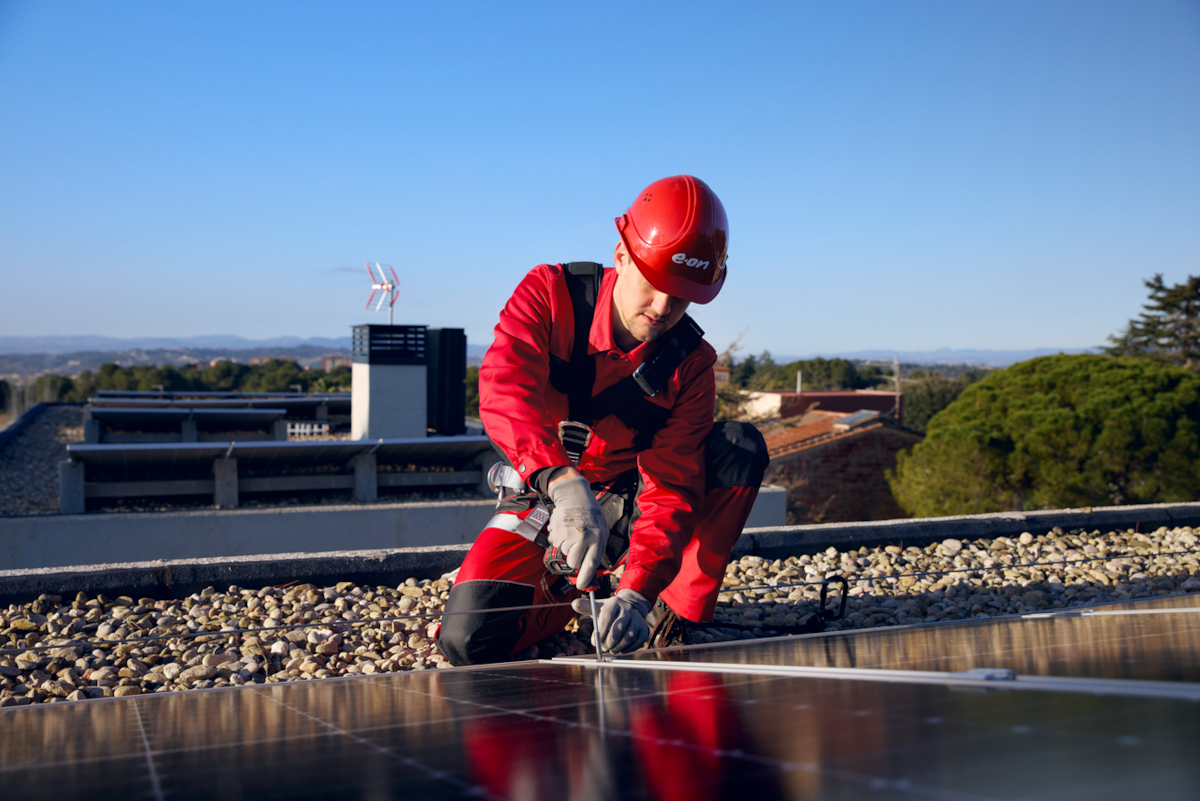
left=571, top=589, right=651, bottom=653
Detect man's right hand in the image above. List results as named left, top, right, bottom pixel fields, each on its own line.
left=545, top=474, right=608, bottom=589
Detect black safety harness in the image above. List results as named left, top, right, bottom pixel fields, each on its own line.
left=548, top=261, right=705, bottom=462
left=486, top=261, right=707, bottom=584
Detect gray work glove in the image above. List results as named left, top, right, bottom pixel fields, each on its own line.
left=572, top=589, right=651, bottom=654
left=546, top=476, right=609, bottom=589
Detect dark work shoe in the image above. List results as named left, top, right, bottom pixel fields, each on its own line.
left=645, top=597, right=693, bottom=649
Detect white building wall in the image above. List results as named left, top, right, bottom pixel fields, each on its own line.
left=742, top=391, right=784, bottom=420
left=351, top=362, right=427, bottom=439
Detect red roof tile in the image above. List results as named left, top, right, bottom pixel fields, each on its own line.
left=762, top=412, right=846, bottom=453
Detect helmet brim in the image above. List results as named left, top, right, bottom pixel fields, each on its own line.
left=617, top=226, right=725, bottom=305
left=635, top=256, right=725, bottom=305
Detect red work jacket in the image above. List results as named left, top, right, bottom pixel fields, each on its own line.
left=480, top=263, right=718, bottom=600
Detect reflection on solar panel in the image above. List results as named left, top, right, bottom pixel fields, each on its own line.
left=3, top=595, right=1198, bottom=799
left=623, top=592, right=1200, bottom=684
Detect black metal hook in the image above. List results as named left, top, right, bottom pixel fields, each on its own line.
left=819, top=576, right=849, bottom=623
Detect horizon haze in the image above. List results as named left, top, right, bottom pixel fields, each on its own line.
left=0, top=334, right=1094, bottom=370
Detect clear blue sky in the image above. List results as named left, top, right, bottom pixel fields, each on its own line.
left=1, top=1, right=1197, bottom=358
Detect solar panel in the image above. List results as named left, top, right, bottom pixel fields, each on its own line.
left=623, top=592, right=1200, bottom=684
left=95, top=391, right=351, bottom=400
left=88, top=407, right=289, bottom=425
left=2, top=593, right=1198, bottom=798
left=88, top=397, right=353, bottom=415
left=66, top=436, right=496, bottom=469
left=2, top=660, right=1197, bottom=798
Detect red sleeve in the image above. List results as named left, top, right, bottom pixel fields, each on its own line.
left=618, top=343, right=718, bottom=601
left=479, top=265, right=574, bottom=478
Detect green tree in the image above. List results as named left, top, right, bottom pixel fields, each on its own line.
left=888, top=354, right=1200, bottom=516
left=240, top=359, right=309, bottom=392
left=761, top=357, right=884, bottom=391
left=96, top=363, right=133, bottom=391
left=310, top=365, right=351, bottom=393
left=1106, top=273, right=1200, bottom=369
left=199, top=360, right=251, bottom=391
left=731, top=353, right=759, bottom=388
left=27, top=374, right=76, bottom=403
left=902, top=371, right=984, bottom=433
left=464, top=365, right=480, bottom=417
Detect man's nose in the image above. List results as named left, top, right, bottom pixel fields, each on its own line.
left=649, top=291, right=673, bottom=317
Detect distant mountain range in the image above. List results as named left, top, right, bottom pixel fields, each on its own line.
left=772, top=347, right=1098, bottom=368
left=0, top=334, right=492, bottom=361
left=0, top=335, right=355, bottom=354
left=0, top=335, right=1095, bottom=375
left=0, top=335, right=494, bottom=377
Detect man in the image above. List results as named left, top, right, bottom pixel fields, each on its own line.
left=436, top=175, right=768, bottom=665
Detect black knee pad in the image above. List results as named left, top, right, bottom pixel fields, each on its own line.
left=435, top=579, right=535, bottom=666
left=705, top=420, right=770, bottom=490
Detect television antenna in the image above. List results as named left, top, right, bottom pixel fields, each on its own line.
left=364, top=262, right=399, bottom=325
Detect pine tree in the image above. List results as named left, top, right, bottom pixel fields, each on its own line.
left=887, top=354, right=1200, bottom=516
left=1106, top=274, right=1200, bottom=369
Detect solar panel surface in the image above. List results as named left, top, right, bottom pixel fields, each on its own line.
left=2, top=595, right=1197, bottom=800
left=625, top=593, right=1200, bottom=683
left=88, top=397, right=354, bottom=415
left=89, top=407, right=288, bottom=425
left=66, top=436, right=495, bottom=468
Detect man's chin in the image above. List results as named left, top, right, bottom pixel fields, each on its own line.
left=636, top=328, right=665, bottom=344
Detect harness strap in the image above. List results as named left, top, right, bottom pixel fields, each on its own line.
left=590, top=314, right=705, bottom=421
left=548, top=261, right=705, bottom=443
left=563, top=262, right=601, bottom=428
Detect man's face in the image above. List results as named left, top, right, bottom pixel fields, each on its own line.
left=611, top=243, right=691, bottom=351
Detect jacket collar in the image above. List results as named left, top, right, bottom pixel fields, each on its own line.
left=590, top=267, right=654, bottom=363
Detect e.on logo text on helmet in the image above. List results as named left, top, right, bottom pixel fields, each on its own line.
left=671, top=253, right=710, bottom=270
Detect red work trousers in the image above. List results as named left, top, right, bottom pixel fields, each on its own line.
left=436, top=420, right=769, bottom=666
left=441, top=483, right=759, bottom=661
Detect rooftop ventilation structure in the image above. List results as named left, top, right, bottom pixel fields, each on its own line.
left=425, top=328, right=467, bottom=436
left=351, top=325, right=428, bottom=440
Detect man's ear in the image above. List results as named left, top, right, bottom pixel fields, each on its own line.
left=613, top=241, right=629, bottom=274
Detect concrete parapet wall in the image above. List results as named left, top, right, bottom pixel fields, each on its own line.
left=1, top=499, right=1196, bottom=604
left=0, top=500, right=499, bottom=571
left=742, top=483, right=786, bottom=530
left=0, top=402, right=54, bottom=452
left=731, top=501, right=1200, bottom=559
left=4, top=484, right=788, bottom=572
left=0, top=546, right=474, bottom=605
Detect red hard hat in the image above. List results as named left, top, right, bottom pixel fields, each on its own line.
left=615, top=175, right=729, bottom=305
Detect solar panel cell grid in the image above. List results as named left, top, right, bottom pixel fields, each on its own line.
left=628, top=593, right=1200, bottom=683
left=3, top=663, right=1198, bottom=799
left=3, top=595, right=1198, bottom=799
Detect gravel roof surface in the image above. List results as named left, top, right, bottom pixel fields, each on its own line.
left=2, top=524, right=1197, bottom=706
left=0, top=406, right=83, bottom=517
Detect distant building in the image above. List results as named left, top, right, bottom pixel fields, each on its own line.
left=763, top=409, right=922, bottom=524
left=713, top=364, right=731, bottom=386
left=322, top=355, right=353, bottom=371
left=744, top=389, right=902, bottom=425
